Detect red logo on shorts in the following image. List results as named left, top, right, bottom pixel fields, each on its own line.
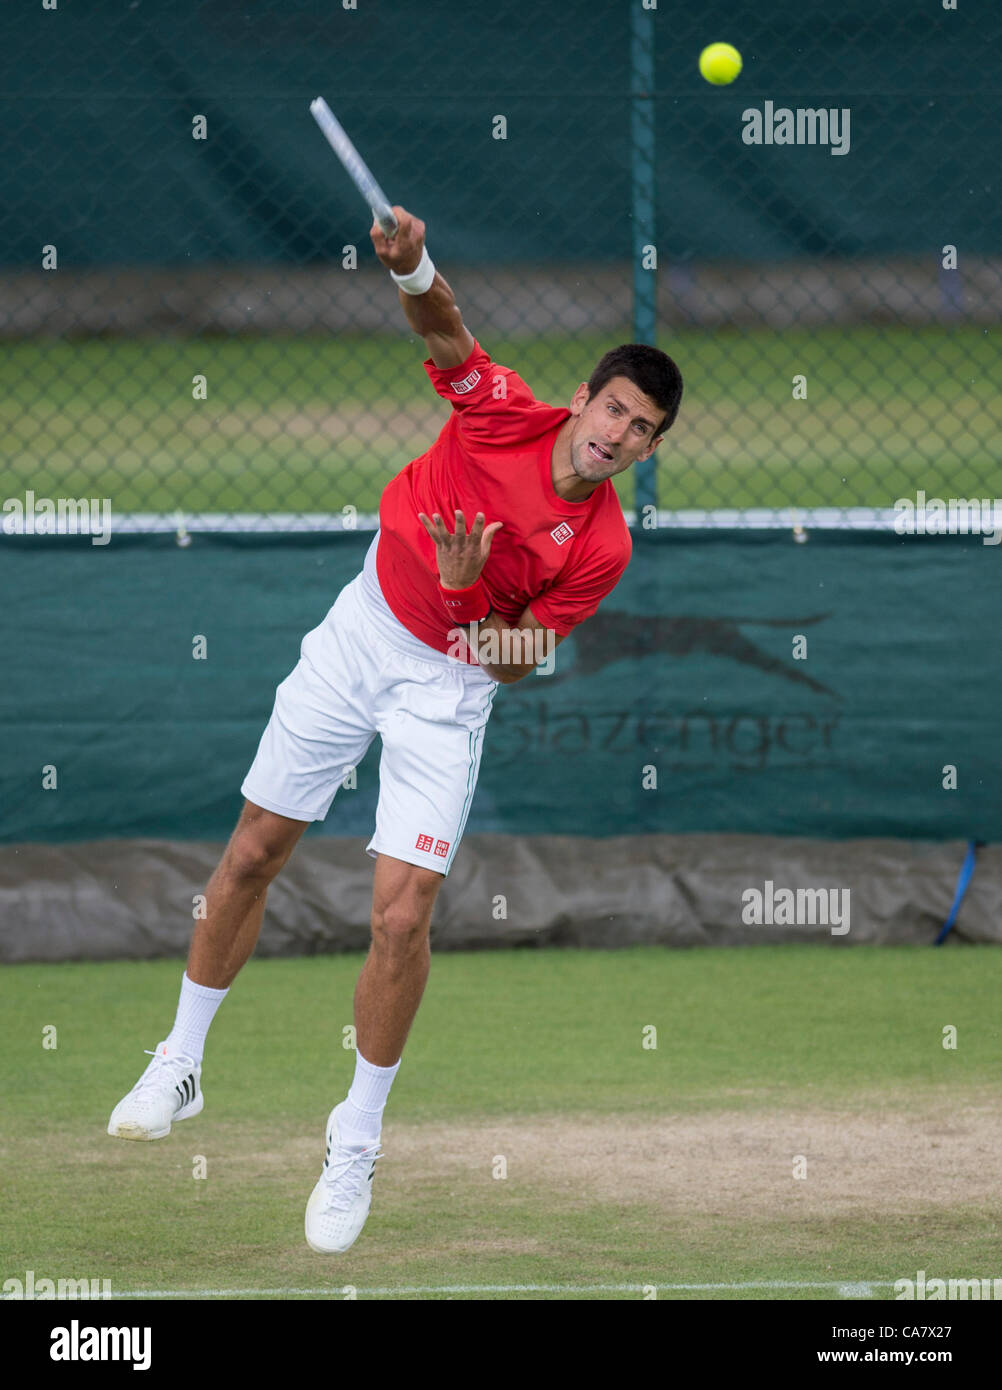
left=434, top=839, right=450, bottom=857
left=415, top=833, right=434, bottom=852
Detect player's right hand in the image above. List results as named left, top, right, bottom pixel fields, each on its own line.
left=371, top=206, right=425, bottom=275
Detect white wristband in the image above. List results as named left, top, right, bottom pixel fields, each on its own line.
left=389, top=246, right=436, bottom=295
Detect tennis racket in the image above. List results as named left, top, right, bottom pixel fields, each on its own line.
left=309, top=97, right=398, bottom=238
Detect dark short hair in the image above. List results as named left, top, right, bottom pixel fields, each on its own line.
left=586, top=344, right=684, bottom=436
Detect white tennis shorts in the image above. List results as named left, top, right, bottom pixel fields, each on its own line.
left=240, top=535, right=499, bottom=875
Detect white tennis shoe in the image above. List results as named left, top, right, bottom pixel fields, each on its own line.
left=107, top=1042, right=203, bottom=1141
left=305, top=1102, right=383, bottom=1254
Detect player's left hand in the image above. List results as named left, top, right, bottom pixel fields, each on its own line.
left=418, top=509, right=503, bottom=589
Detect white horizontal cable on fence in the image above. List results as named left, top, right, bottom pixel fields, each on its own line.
left=0, top=507, right=900, bottom=536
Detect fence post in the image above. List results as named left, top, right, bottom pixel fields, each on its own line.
left=630, top=2, right=657, bottom=522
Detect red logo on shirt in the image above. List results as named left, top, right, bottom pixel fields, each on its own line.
left=434, top=839, right=450, bottom=857
left=450, top=368, right=481, bottom=394
left=415, top=833, right=434, bottom=852
left=550, top=522, right=574, bottom=545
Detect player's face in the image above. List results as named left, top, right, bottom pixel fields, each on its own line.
left=566, top=376, right=665, bottom=483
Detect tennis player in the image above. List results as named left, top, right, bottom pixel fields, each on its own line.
left=107, top=207, right=683, bottom=1253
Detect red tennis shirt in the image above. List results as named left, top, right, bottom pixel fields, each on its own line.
left=376, top=339, right=632, bottom=661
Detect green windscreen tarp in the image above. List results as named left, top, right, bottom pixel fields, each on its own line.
left=1, top=0, right=998, bottom=268
left=0, top=530, right=997, bottom=845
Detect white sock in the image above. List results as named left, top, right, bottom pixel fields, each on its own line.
left=339, top=1052, right=401, bottom=1143
left=164, top=972, right=228, bottom=1064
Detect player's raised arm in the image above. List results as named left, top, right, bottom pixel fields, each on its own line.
left=371, top=207, right=475, bottom=369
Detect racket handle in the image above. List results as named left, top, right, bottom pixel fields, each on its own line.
left=373, top=206, right=399, bottom=239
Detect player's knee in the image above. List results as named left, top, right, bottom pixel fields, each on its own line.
left=225, top=829, right=292, bottom=884
left=370, top=899, right=431, bottom=953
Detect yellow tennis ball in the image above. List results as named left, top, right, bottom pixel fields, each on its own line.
left=699, top=42, right=742, bottom=86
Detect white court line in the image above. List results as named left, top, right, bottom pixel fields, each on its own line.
left=97, top=1280, right=886, bottom=1298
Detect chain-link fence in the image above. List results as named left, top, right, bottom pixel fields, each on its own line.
left=1, top=0, right=999, bottom=534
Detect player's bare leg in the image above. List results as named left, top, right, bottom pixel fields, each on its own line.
left=108, top=801, right=306, bottom=1140
left=354, top=853, right=442, bottom=1065
left=305, top=854, right=442, bottom=1253
left=187, top=801, right=309, bottom=989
